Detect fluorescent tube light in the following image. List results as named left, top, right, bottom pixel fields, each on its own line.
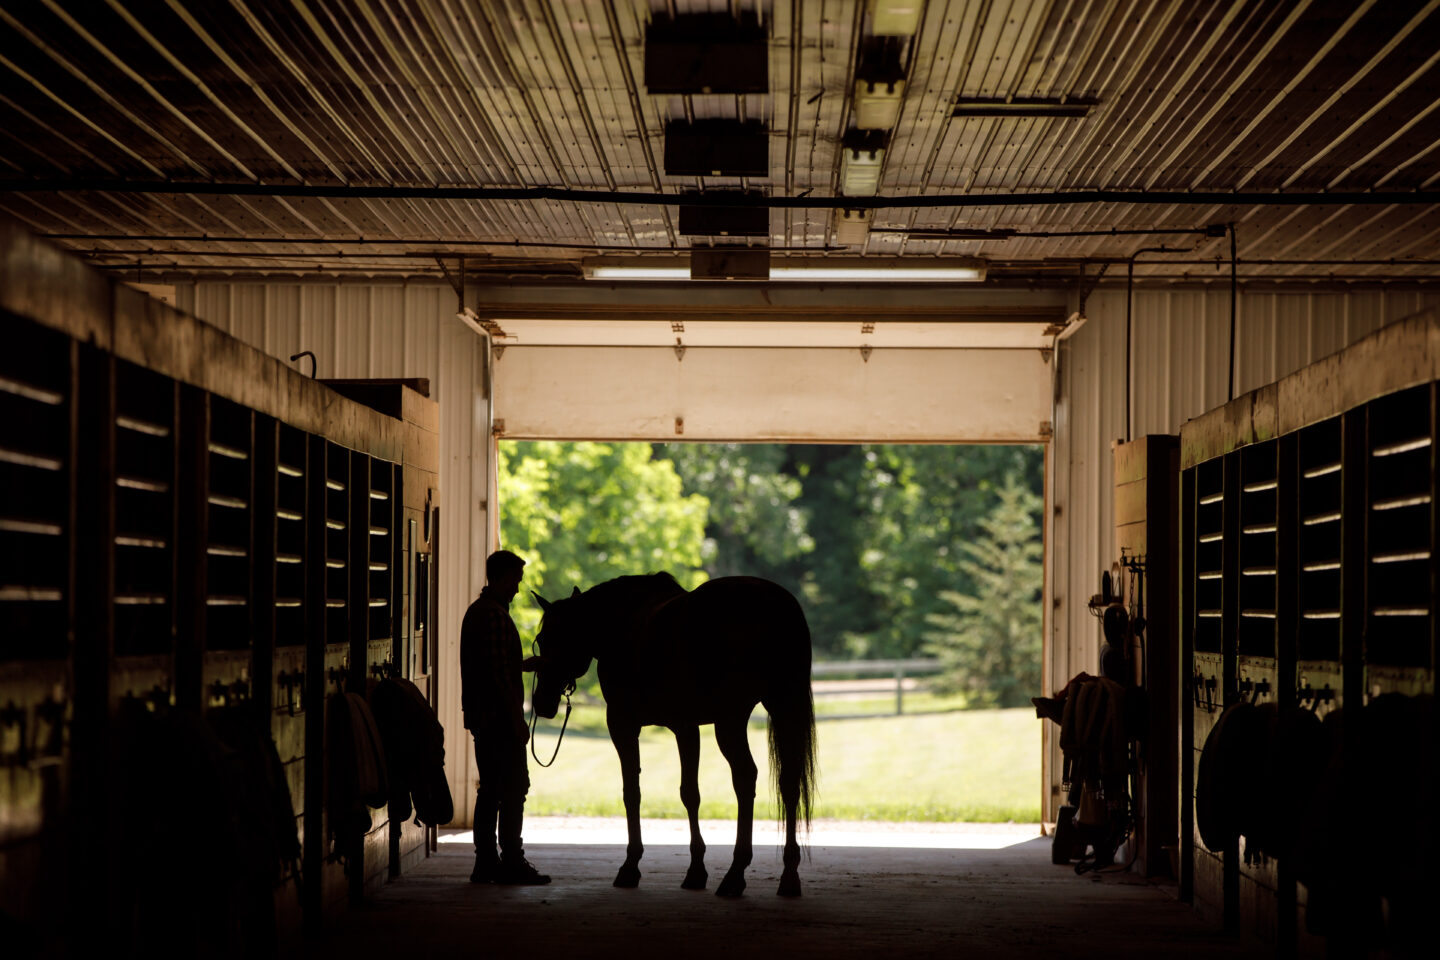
left=586, top=265, right=691, bottom=280
left=772, top=265, right=985, bottom=282
left=583, top=258, right=986, bottom=282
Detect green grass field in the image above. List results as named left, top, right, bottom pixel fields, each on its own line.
left=525, top=703, right=1042, bottom=822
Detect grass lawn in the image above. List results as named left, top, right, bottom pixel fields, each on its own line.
left=525, top=703, right=1042, bottom=823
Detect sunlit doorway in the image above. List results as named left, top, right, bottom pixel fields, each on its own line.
left=493, top=440, right=1045, bottom=828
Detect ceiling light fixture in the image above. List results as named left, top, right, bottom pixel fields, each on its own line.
left=834, top=208, right=873, bottom=246
left=853, top=79, right=905, bottom=129
left=840, top=132, right=888, bottom=197
left=583, top=257, right=986, bottom=282
left=867, top=0, right=922, bottom=35
left=840, top=146, right=885, bottom=196
left=952, top=97, right=1098, bottom=118
left=586, top=264, right=692, bottom=280
left=772, top=263, right=985, bottom=282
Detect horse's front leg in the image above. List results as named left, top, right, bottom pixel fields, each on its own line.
left=712, top=716, right=756, bottom=897
left=608, top=715, right=644, bottom=888
left=673, top=724, right=707, bottom=889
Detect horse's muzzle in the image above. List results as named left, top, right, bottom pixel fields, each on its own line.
left=532, top=689, right=561, bottom=720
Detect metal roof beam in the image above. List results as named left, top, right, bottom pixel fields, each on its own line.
left=5, top=181, right=1439, bottom=208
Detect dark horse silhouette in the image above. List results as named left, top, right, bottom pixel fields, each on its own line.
left=530, top=574, right=817, bottom=897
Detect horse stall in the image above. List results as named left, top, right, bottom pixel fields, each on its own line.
left=1179, top=312, right=1439, bottom=956
left=0, top=221, right=440, bottom=954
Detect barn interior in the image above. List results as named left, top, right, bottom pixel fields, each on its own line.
left=1, top=1, right=1437, bottom=957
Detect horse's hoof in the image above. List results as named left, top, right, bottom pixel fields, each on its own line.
left=715, top=873, right=746, bottom=898
left=681, top=867, right=708, bottom=890
left=777, top=872, right=802, bottom=897
left=613, top=864, right=641, bottom=888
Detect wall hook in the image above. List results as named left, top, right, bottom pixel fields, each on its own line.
left=289, top=350, right=317, bottom=378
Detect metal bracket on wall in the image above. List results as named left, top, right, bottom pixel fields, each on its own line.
left=674, top=338, right=686, bottom=361
left=493, top=344, right=505, bottom=361
left=860, top=344, right=873, bottom=363
left=435, top=256, right=466, bottom=309
left=1077, top=262, right=1109, bottom=315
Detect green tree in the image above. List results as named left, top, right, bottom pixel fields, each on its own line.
left=656, top=442, right=812, bottom=576
left=855, top=444, right=1042, bottom=660
left=669, top=443, right=884, bottom=660
left=783, top=445, right=885, bottom=659
left=922, top=474, right=1044, bottom=708
left=497, top=441, right=710, bottom=648
left=654, top=442, right=1044, bottom=664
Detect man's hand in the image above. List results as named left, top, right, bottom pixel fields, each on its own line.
left=521, top=655, right=543, bottom=672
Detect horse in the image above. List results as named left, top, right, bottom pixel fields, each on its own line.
left=530, top=573, right=817, bottom=897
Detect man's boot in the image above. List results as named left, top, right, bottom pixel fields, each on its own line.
left=471, top=851, right=500, bottom=883
left=472, top=793, right=501, bottom=883
left=496, top=853, right=550, bottom=885
left=496, top=799, right=547, bottom=884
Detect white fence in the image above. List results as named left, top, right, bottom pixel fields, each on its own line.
left=811, top=659, right=941, bottom=716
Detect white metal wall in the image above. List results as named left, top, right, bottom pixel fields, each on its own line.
left=1048, top=285, right=1440, bottom=819
left=175, top=280, right=491, bottom=825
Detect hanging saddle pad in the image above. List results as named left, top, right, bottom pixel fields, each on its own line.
left=1260, top=704, right=1328, bottom=862
left=1197, top=701, right=1255, bottom=852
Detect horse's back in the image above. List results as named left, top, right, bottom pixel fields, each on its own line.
left=667, top=577, right=810, bottom=662
left=688, top=576, right=803, bottom=617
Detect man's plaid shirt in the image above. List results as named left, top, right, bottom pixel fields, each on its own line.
left=460, top=586, right=524, bottom=734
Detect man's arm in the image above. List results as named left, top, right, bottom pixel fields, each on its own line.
left=459, top=606, right=482, bottom=729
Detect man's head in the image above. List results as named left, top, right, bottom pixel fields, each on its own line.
left=485, top=550, right=526, bottom=602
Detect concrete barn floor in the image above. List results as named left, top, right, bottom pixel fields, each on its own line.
left=307, top=819, right=1269, bottom=960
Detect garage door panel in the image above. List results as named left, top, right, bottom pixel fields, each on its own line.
left=494, top=346, right=1052, bottom=442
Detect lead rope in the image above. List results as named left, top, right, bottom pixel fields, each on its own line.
left=528, top=672, right=573, bottom=768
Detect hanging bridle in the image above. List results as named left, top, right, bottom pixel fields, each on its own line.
left=527, top=643, right=575, bottom=768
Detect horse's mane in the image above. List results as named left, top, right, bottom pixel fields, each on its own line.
left=542, top=573, right=685, bottom=655
left=579, top=572, right=686, bottom=615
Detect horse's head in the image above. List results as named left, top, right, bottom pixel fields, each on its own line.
left=530, top=586, right=591, bottom=719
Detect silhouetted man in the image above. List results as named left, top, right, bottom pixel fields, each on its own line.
left=461, top=549, right=549, bottom=884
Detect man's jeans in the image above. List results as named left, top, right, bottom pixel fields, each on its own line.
left=473, top=732, right=530, bottom=861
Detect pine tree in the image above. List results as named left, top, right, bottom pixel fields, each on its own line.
left=922, top=474, right=1043, bottom=708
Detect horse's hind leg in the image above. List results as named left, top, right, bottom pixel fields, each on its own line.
left=608, top=715, right=644, bottom=888
left=778, top=783, right=801, bottom=897
left=673, top=724, right=707, bottom=890
left=712, top=716, right=756, bottom=898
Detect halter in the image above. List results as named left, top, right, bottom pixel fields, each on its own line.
left=527, top=642, right=575, bottom=768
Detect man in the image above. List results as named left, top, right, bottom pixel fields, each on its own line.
left=460, top=549, right=549, bottom=884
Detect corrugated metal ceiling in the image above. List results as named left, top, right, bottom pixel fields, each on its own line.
left=0, top=0, right=1437, bottom=283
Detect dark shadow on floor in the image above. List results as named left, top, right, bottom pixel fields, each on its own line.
left=300, top=836, right=1271, bottom=959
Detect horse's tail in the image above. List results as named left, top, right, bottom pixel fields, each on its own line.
left=766, top=657, right=817, bottom=831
